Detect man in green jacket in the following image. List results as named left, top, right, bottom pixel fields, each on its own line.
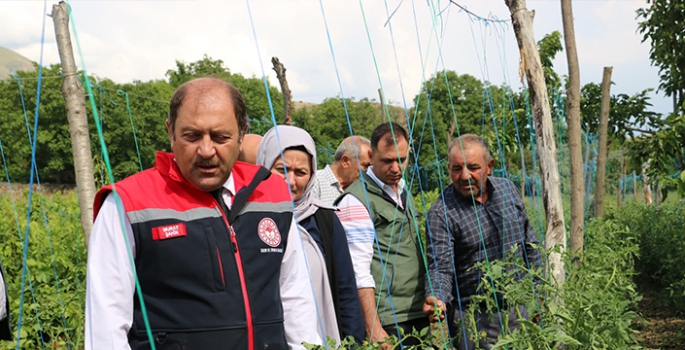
left=335, top=122, right=427, bottom=347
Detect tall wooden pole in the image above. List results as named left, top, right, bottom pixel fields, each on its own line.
left=561, top=0, right=585, bottom=260
left=594, top=67, right=613, bottom=217
left=633, top=171, right=637, bottom=201
left=52, top=1, right=95, bottom=248
left=271, top=57, right=292, bottom=125
left=505, top=0, right=566, bottom=286
left=617, top=151, right=626, bottom=207
left=642, top=162, right=653, bottom=205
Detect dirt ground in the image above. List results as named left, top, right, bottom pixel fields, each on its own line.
left=637, top=290, right=685, bottom=349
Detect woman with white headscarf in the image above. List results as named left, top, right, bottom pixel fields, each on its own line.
left=257, top=125, right=365, bottom=345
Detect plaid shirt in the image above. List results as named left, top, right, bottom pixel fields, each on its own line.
left=425, top=177, right=541, bottom=307
left=311, top=165, right=343, bottom=206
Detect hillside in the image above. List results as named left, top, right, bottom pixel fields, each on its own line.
left=0, top=46, right=35, bottom=80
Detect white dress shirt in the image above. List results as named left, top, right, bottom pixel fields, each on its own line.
left=85, top=174, right=320, bottom=350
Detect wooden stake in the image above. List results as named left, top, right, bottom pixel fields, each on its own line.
left=562, top=0, right=585, bottom=260
left=633, top=171, right=637, bottom=201
left=505, top=0, right=566, bottom=286
left=52, top=1, right=95, bottom=248
left=594, top=67, right=613, bottom=217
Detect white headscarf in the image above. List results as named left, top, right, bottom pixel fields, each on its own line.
left=256, top=125, right=335, bottom=222
left=257, top=125, right=341, bottom=343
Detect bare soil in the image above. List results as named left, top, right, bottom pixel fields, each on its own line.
left=637, top=290, right=685, bottom=349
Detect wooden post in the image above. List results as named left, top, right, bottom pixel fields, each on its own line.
left=642, top=162, right=653, bottom=205
left=271, top=57, right=292, bottom=125
left=617, top=176, right=623, bottom=208
left=505, top=0, right=567, bottom=286
left=562, top=0, right=585, bottom=260
left=617, top=149, right=626, bottom=207
left=594, top=67, right=612, bottom=217
left=520, top=156, right=526, bottom=198
left=633, top=171, right=637, bottom=201
left=52, top=1, right=96, bottom=248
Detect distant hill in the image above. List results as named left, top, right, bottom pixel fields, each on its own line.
left=0, top=46, right=35, bottom=80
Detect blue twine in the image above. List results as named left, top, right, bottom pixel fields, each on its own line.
left=16, top=1, right=48, bottom=347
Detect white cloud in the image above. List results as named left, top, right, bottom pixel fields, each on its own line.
left=0, top=0, right=671, bottom=114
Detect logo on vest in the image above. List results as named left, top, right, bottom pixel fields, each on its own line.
left=258, top=218, right=281, bottom=247
left=152, top=223, right=188, bottom=241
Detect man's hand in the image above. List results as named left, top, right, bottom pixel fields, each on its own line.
left=422, top=296, right=446, bottom=323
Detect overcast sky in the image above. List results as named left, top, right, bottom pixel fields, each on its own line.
left=0, top=0, right=670, bottom=116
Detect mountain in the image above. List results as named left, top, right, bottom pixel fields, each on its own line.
left=0, top=46, right=35, bottom=80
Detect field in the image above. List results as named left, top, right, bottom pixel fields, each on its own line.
left=0, top=186, right=683, bottom=349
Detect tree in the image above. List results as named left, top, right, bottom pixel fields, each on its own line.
left=580, top=84, right=661, bottom=144
left=538, top=31, right=564, bottom=92
left=293, top=97, right=383, bottom=168
left=506, top=0, right=567, bottom=288
left=411, top=71, right=490, bottom=190
left=561, top=0, right=584, bottom=259
left=637, top=0, right=685, bottom=113
left=0, top=64, right=76, bottom=183
left=165, top=55, right=284, bottom=122
left=89, top=77, right=173, bottom=183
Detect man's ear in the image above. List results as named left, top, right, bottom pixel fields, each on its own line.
left=487, top=158, right=495, bottom=175
left=166, top=119, right=174, bottom=151
left=340, top=154, right=351, bottom=168
left=240, top=125, right=248, bottom=143
left=368, top=148, right=374, bottom=165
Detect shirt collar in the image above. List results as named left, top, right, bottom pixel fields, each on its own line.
left=222, top=173, right=236, bottom=197
left=367, top=167, right=405, bottom=203
left=324, top=164, right=341, bottom=187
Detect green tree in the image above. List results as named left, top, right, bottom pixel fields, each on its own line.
left=89, top=77, right=174, bottom=183
left=0, top=64, right=75, bottom=183
left=165, top=55, right=284, bottom=122
left=410, top=70, right=489, bottom=191
left=637, top=0, right=685, bottom=113
left=538, top=31, right=564, bottom=91
left=293, top=97, right=383, bottom=168
left=580, top=83, right=661, bottom=144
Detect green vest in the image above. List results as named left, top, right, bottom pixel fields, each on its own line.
left=340, top=172, right=425, bottom=326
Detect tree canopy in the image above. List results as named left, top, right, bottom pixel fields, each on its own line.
left=637, top=0, right=685, bottom=114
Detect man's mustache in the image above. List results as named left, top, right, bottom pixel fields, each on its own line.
left=195, top=158, right=218, bottom=167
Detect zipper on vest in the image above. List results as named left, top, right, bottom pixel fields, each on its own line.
left=215, top=247, right=226, bottom=287
left=229, top=225, right=255, bottom=350
left=214, top=203, right=255, bottom=350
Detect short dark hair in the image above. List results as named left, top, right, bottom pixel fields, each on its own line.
left=168, top=78, right=247, bottom=138
left=370, top=122, right=408, bottom=150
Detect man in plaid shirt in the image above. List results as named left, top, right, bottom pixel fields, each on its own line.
left=422, top=134, right=541, bottom=350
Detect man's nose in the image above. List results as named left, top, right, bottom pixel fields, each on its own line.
left=197, top=137, right=216, bottom=158
left=460, top=168, right=470, bottom=180
left=390, top=161, right=400, bottom=173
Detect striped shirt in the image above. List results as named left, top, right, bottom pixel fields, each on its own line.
left=335, top=167, right=406, bottom=289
